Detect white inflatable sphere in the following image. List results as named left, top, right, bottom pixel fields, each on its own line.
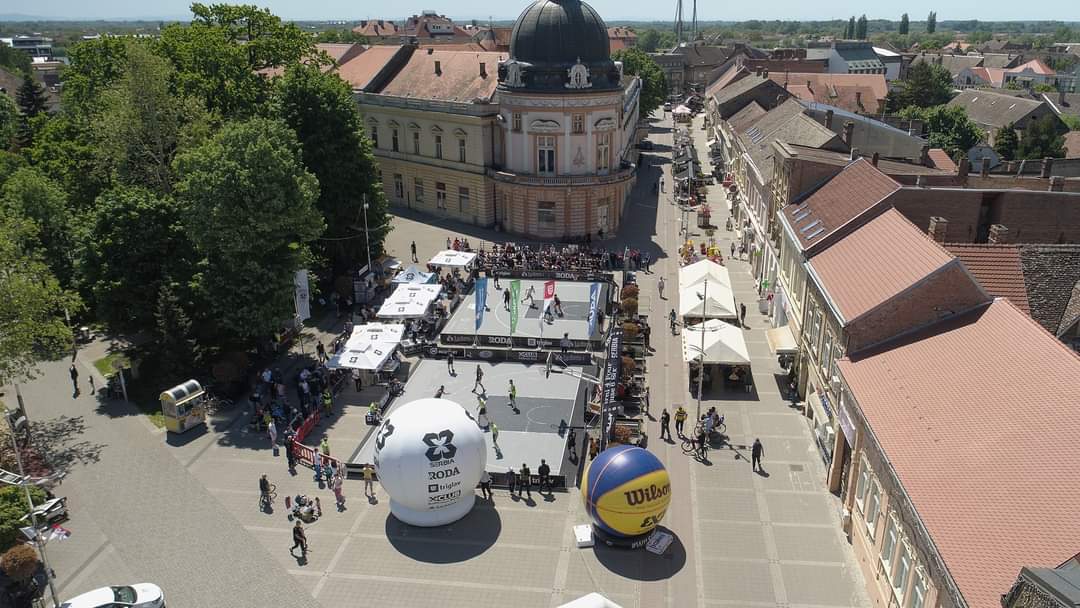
left=373, top=398, right=486, bottom=526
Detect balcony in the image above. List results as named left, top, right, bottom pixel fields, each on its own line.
left=488, top=162, right=636, bottom=187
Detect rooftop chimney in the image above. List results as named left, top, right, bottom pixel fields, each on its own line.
left=1040, top=157, right=1053, bottom=178
left=842, top=121, right=854, bottom=146
left=980, top=157, right=990, bottom=177
left=434, top=60, right=442, bottom=75
left=987, top=224, right=1009, bottom=244
left=855, top=90, right=862, bottom=108
left=427, top=47, right=434, bottom=54
left=755, top=66, right=763, bottom=77
left=825, top=109, right=834, bottom=130
left=1049, top=176, right=1065, bottom=192
left=850, top=147, right=859, bottom=161
left=958, top=156, right=969, bottom=183
left=928, top=216, right=948, bottom=242
left=920, top=144, right=931, bottom=167
left=762, top=69, right=769, bottom=79
left=480, top=62, right=487, bottom=78
left=871, top=152, right=879, bottom=166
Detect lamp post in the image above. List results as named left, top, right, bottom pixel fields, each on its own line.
left=362, top=195, right=372, bottom=270
left=696, top=278, right=707, bottom=422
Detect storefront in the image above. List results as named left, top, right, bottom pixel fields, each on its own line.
left=807, top=386, right=836, bottom=471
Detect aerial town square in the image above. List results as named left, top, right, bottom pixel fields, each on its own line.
left=0, top=0, right=1079, bottom=606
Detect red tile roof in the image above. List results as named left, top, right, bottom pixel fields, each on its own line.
left=926, top=148, right=957, bottom=172
left=379, top=49, right=504, bottom=102
left=839, top=299, right=1080, bottom=608
left=336, top=45, right=402, bottom=90
left=705, top=65, right=749, bottom=99
left=808, top=209, right=956, bottom=322
left=945, top=243, right=1031, bottom=314
left=352, top=20, right=400, bottom=38
left=769, top=72, right=888, bottom=114
left=783, top=158, right=901, bottom=253
left=1008, top=58, right=1055, bottom=75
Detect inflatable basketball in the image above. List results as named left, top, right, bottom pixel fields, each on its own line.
left=582, top=444, right=671, bottom=538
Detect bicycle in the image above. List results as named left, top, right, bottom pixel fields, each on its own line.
left=204, top=387, right=235, bottom=415
left=260, top=484, right=278, bottom=510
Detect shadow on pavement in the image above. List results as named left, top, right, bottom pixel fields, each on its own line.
left=30, top=415, right=105, bottom=472
left=165, top=424, right=208, bottom=447
left=385, top=499, right=501, bottom=563
left=592, top=526, right=686, bottom=580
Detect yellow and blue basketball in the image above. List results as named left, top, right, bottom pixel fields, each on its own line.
left=582, top=444, right=671, bottom=538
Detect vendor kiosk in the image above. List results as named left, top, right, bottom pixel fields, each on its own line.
left=160, top=379, right=206, bottom=434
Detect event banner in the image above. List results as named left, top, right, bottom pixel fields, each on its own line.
left=541, top=280, right=555, bottom=334
left=294, top=269, right=311, bottom=321
left=586, top=282, right=601, bottom=337
left=421, top=345, right=593, bottom=366
left=474, top=277, right=487, bottom=332
left=510, top=280, right=521, bottom=335
left=491, top=269, right=615, bottom=283
left=599, top=328, right=623, bottom=451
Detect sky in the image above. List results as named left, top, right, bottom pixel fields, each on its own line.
left=7, top=0, right=1077, bottom=22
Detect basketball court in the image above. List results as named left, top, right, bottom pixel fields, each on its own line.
left=348, top=359, right=595, bottom=484
left=440, top=279, right=609, bottom=349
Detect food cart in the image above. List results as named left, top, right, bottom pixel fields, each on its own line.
left=160, top=379, right=206, bottom=434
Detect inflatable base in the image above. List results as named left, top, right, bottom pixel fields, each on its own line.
left=389, top=495, right=475, bottom=527
left=592, top=524, right=653, bottom=549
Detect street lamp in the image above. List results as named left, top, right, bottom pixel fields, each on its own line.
left=694, top=278, right=708, bottom=421
left=362, top=195, right=372, bottom=270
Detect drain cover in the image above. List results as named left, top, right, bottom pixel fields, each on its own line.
left=789, top=464, right=805, bottom=472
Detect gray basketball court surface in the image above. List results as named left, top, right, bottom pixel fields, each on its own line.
left=442, top=279, right=608, bottom=341
left=350, top=360, right=591, bottom=479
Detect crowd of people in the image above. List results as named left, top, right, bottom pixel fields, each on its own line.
left=470, top=241, right=653, bottom=274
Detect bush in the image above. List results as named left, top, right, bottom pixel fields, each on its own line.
left=610, top=425, right=632, bottom=445
left=0, top=544, right=39, bottom=580
left=0, top=486, right=47, bottom=552
left=621, top=297, right=639, bottom=317
left=621, top=321, right=640, bottom=338
left=620, top=284, right=639, bottom=300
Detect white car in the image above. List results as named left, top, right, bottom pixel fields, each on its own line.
left=61, top=583, right=165, bottom=608
left=663, top=102, right=672, bottom=112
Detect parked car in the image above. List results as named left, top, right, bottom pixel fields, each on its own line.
left=61, top=584, right=165, bottom=608
left=663, top=102, right=672, bottom=112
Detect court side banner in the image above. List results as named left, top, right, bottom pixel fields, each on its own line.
left=510, top=280, right=521, bottom=335
left=586, top=282, right=601, bottom=336
left=491, top=269, right=614, bottom=283
left=600, top=328, right=623, bottom=450
left=475, top=277, right=487, bottom=331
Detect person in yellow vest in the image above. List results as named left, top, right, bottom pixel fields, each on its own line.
left=320, top=437, right=329, bottom=457
left=322, top=390, right=333, bottom=416
left=675, top=405, right=689, bottom=438
left=368, top=401, right=378, bottom=418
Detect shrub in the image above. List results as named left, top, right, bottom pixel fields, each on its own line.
left=621, top=297, right=638, bottom=316
left=620, top=284, right=639, bottom=300
left=0, top=486, right=47, bottom=552
left=621, top=321, right=640, bottom=338
left=0, top=544, right=39, bottom=580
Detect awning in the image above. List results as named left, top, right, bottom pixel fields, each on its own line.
left=327, top=342, right=395, bottom=371
left=428, top=250, right=477, bottom=268
left=392, top=265, right=436, bottom=284
left=673, top=105, right=692, bottom=114
left=679, top=260, right=731, bottom=289
left=340, top=323, right=405, bottom=350
left=682, top=319, right=750, bottom=365
left=766, top=325, right=798, bottom=354
left=377, top=284, right=442, bottom=318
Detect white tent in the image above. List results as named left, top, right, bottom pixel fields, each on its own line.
left=327, top=342, right=396, bottom=371
left=392, top=265, right=436, bottom=285
left=558, top=594, right=624, bottom=608
left=345, top=323, right=405, bottom=349
left=377, top=284, right=442, bottom=319
left=679, top=259, right=731, bottom=289
left=682, top=319, right=750, bottom=365
left=678, top=282, right=737, bottom=319
left=428, top=250, right=477, bottom=269
left=673, top=104, right=692, bottom=115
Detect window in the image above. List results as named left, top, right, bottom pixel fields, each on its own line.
left=538, top=136, right=556, bottom=175
left=538, top=201, right=556, bottom=225
left=906, top=571, right=928, bottom=608
left=810, top=308, right=823, bottom=356
left=865, top=479, right=881, bottom=538
left=458, top=138, right=467, bottom=163
left=892, top=544, right=913, bottom=602
left=436, top=182, right=446, bottom=209
left=412, top=130, right=420, bottom=154
left=432, top=134, right=442, bottom=159
left=881, top=516, right=899, bottom=576
left=458, top=187, right=469, bottom=212
left=855, top=460, right=870, bottom=508
left=829, top=342, right=843, bottom=385
left=572, top=113, right=584, bottom=134
left=369, top=126, right=378, bottom=148
left=393, top=174, right=403, bottom=199
left=414, top=179, right=424, bottom=204
left=596, top=132, right=610, bottom=172
left=512, top=112, right=522, bottom=132
left=391, top=128, right=399, bottom=152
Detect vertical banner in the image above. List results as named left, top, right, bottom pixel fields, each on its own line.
left=541, top=280, right=556, bottom=335
left=586, top=282, right=601, bottom=337
left=474, top=277, right=487, bottom=332
left=599, top=328, right=624, bottom=451
left=510, top=280, right=521, bottom=335
left=294, top=269, right=311, bottom=321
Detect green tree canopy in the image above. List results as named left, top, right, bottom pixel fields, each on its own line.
left=926, top=11, right=937, bottom=34
left=26, top=114, right=111, bottom=211
left=856, top=15, right=868, bottom=40
left=174, top=118, right=324, bottom=345
left=900, top=104, right=981, bottom=158
left=1016, top=115, right=1066, bottom=159
left=0, top=43, right=32, bottom=76
left=899, top=13, right=910, bottom=35
left=993, top=124, right=1019, bottom=160
left=61, top=35, right=129, bottom=115
left=612, top=48, right=667, bottom=116
left=78, top=186, right=197, bottom=331
left=887, top=62, right=953, bottom=111
left=14, top=75, right=49, bottom=149
left=274, top=64, right=388, bottom=275
left=1, top=167, right=76, bottom=286
left=0, top=95, right=18, bottom=151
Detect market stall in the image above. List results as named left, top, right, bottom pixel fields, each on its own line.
left=428, top=250, right=477, bottom=270
left=160, top=379, right=206, bottom=434
left=678, top=275, right=737, bottom=320
left=377, top=284, right=443, bottom=319
left=683, top=319, right=752, bottom=394
left=392, top=265, right=436, bottom=286
left=679, top=259, right=731, bottom=289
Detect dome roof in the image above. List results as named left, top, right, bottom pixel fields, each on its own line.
left=509, top=0, right=610, bottom=66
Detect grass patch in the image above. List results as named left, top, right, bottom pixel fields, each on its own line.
left=92, top=352, right=130, bottom=378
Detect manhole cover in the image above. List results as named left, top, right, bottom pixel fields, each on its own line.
left=789, top=464, right=805, bottom=472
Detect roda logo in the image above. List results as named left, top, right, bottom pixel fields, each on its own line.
left=623, top=483, right=671, bottom=506
left=374, top=421, right=395, bottom=451
left=423, top=429, right=456, bottom=461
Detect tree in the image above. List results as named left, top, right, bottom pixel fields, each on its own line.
left=274, top=65, right=388, bottom=275
left=637, top=29, right=662, bottom=53
left=1016, top=115, right=1066, bottom=159
left=887, top=62, right=953, bottom=111
left=0, top=94, right=18, bottom=151
left=0, top=150, right=27, bottom=187
left=314, top=29, right=368, bottom=44
left=0, top=43, right=31, bottom=76
left=78, top=186, right=197, bottom=332
left=158, top=3, right=320, bottom=118
left=845, top=17, right=856, bottom=39
left=856, top=15, right=868, bottom=40
left=25, top=114, right=112, bottom=212
left=899, top=13, right=910, bottom=35
left=0, top=544, right=39, bottom=581
left=153, top=283, right=202, bottom=383
left=926, top=11, right=937, bottom=34
left=1, top=168, right=76, bottom=287
left=0, top=215, right=80, bottom=384
left=612, top=48, right=667, bottom=116
left=14, top=75, right=48, bottom=149
left=61, top=35, right=129, bottom=115
left=900, top=105, right=981, bottom=158
left=993, top=124, right=1019, bottom=160
left=173, top=118, right=324, bottom=346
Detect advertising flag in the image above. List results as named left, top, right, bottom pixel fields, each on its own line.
left=294, top=269, right=311, bottom=321
left=599, top=328, right=624, bottom=451
left=541, top=280, right=556, bottom=335
left=474, top=277, right=487, bottom=331
left=586, top=282, right=601, bottom=337
left=510, top=280, right=521, bottom=335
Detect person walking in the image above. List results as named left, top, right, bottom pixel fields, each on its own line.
left=313, top=449, right=323, bottom=482
left=642, top=385, right=651, bottom=417
left=660, top=409, right=672, bottom=440
left=490, top=423, right=500, bottom=449
left=538, top=459, right=551, bottom=493
left=659, top=176, right=665, bottom=193
left=362, top=463, right=375, bottom=497
left=560, top=333, right=571, bottom=354
left=752, top=438, right=764, bottom=472
left=675, top=405, right=688, bottom=437
left=320, top=437, right=330, bottom=457
left=567, top=428, right=577, bottom=460
left=88, top=375, right=95, bottom=394
left=69, top=364, right=79, bottom=396
left=332, top=471, right=345, bottom=508
left=322, top=389, right=333, bottom=417
left=291, top=520, right=308, bottom=558
left=508, top=380, right=518, bottom=412
left=522, top=284, right=537, bottom=309
left=479, top=470, right=492, bottom=500
left=506, top=467, right=517, bottom=497
left=324, top=459, right=336, bottom=486
left=473, top=365, right=485, bottom=393
left=410, top=240, right=418, bottom=263
left=553, top=294, right=563, bottom=316
left=286, top=437, right=297, bottom=472
left=268, top=418, right=278, bottom=449
left=643, top=252, right=651, bottom=273
left=503, top=288, right=511, bottom=311
left=658, top=276, right=665, bottom=299
left=352, top=369, right=363, bottom=392
left=730, top=242, right=736, bottom=259
left=447, top=351, right=456, bottom=375
left=739, top=302, right=747, bottom=327
left=518, top=463, right=532, bottom=499
left=316, top=341, right=327, bottom=363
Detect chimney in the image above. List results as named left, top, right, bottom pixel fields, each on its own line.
left=1049, top=176, right=1065, bottom=192
left=871, top=152, right=879, bottom=166
left=435, top=60, right=442, bottom=75
left=987, top=224, right=1009, bottom=244
left=920, top=144, right=930, bottom=167
left=980, top=157, right=990, bottom=177
left=480, top=62, right=487, bottom=78
left=916, top=175, right=927, bottom=187
left=762, top=69, right=769, bottom=79
left=957, top=156, right=969, bottom=183
left=928, top=216, right=948, bottom=242
left=849, top=147, right=859, bottom=160
left=427, top=47, right=434, bottom=54
left=855, top=90, right=862, bottom=108
left=825, top=109, right=834, bottom=130
left=1040, top=157, right=1053, bottom=178
left=842, top=121, right=854, bottom=146
left=755, top=66, right=763, bottom=77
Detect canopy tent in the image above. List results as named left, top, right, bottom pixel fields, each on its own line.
left=428, top=250, right=477, bottom=269
left=682, top=319, right=750, bottom=365
left=679, top=259, right=731, bottom=290
left=377, top=284, right=442, bottom=319
left=342, top=323, right=405, bottom=350
left=327, top=341, right=396, bottom=371
left=766, top=325, right=798, bottom=354
left=673, top=105, right=692, bottom=115
left=392, top=265, right=436, bottom=285
left=678, top=265, right=737, bottom=319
